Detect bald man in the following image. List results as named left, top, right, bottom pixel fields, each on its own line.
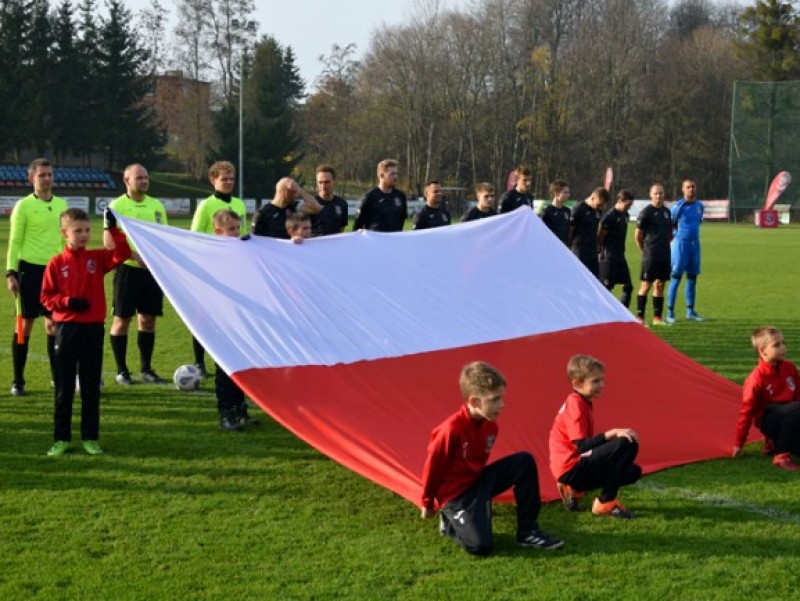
left=107, top=164, right=169, bottom=385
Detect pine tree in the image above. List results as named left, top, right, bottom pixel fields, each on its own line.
left=51, top=0, right=85, bottom=161
left=220, top=35, right=304, bottom=197
left=95, top=0, right=164, bottom=168
left=0, top=0, right=34, bottom=159
left=737, top=0, right=800, bottom=81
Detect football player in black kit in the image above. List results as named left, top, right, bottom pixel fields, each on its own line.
left=461, top=183, right=497, bottom=222
left=569, top=188, right=608, bottom=278
left=635, top=183, right=673, bottom=327
left=541, top=180, right=571, bottom=245
left=311, top=164, right=349, bottom=236
left=352, top=159, right=408, bottom=232
left=252, top=177, right=320, bottom=239
left=413, top=181, right=451, bottom=230
left=499, top=166, right=534, bottom=213
left=598, top=190, right=634, bottom=307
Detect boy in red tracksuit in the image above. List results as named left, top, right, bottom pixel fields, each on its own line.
left=732, top=326, right=800, bottom=470
left=40, top=208, right=130, bottom=457
left=420, top=361, right=563, bottom=556
left=549, top=354, right=641, bottom=519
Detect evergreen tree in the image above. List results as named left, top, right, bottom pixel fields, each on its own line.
left=0, top=0, right=34, bottom=159
left=219, top=35, right=304, bottom=197
left=75, top=0, right=102, bottom=161
left=95, top=0, right=164, bottom=168
left=737, top=0, right=800, bottom=80
left=21, top=0, right=54, bottom=156
left=51, top=0, right=84, bottom=161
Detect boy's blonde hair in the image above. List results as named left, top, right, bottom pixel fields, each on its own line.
left=459, top=361, right=506, bottom=399
left=212, top=208, right=241, bottom=229
left=209, top=160, right=236, bottom=180
left=61, top=207, right=90, bottom=225
left=567, top=354, right=605, bottom=382
left=475, top=182, right=494, bottom=196
left=751, top=326, right=782, bottom=353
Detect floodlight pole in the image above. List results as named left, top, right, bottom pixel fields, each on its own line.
left=238, top=50, right=244, bottom=199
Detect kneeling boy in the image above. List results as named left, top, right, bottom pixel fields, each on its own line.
left=420, top=361, right=563, bottom=555
left=549, top=355, right=641, bottom=518
left=732, top=326, right=800, bottom=470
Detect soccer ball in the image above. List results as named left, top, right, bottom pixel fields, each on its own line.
left=173, top=364, right=202, bottom=391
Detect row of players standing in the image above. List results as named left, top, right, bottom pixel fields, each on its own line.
left=5, top=159, right=335, bottom=438
left=382, top=162, right=705, bottom=328
left=499, top=166, right=706, bottom=327
left=7, top=157, right=703, bottom=401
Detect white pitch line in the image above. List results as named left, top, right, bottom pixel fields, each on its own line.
left=638, top=480, right=800, bottom=524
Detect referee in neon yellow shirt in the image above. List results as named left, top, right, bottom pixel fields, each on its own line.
left=6, top=158, right=67, bottom=396
left=188, top=160, right=247, bottom=376
left=107, top=164, right=168, bottom=385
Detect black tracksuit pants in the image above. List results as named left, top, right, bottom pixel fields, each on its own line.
left=440, top=451, right=541, bottom=556
left=53, top=322, right=104, bottom=442
left=558, top=437, right=641, bottom=503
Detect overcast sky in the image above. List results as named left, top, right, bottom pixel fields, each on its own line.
left=125, top=0, right=470, bottom=91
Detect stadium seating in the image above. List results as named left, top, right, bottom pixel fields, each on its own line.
left=0, top=165, right=117, bottom=189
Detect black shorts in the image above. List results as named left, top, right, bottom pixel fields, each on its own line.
left=599, top=255, right=632, bottom=287
left=640, top=256, right=671, bottom=283
left=113, top=263, right=164, bottom=318
left=18, top=260, right=50, bottom=319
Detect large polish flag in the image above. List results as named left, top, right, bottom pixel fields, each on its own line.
left=118, top=209, right=743, bottom=504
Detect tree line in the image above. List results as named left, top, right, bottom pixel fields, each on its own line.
left=1, top=0, right=798, bottom=202
left=0, top=0, right=303, bottom=198
left=0, top=0, right=164, bottom=169
left=302, top=0, right=800, bottom=201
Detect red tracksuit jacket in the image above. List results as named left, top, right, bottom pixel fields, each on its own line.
left=41, top=228, right=131, bottom=323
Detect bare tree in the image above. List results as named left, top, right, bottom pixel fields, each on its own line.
left=139, top=0, right=169, bottom=76
left=207, top=0, right=257, bottom=104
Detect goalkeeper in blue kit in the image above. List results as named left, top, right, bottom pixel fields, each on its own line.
left=666, top=179, right=705, bottom=324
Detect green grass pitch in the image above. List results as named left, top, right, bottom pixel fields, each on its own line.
left=1, top=218, right=799, bottom=600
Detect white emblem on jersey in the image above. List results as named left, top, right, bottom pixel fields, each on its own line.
left=335, top=206, right=342, bottom=215
left=788, top=377, right=796, bottom=392
left=462, top=441, right=469, bottom=459
left=86, top=259, right=96, bottom=274
left=485, top=434, right=496, bottom=454
left=394, top=197, right=401, bottom=207
left=60, top=265, right=69, bottom=279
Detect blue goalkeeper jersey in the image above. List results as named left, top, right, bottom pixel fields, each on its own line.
left=671, top=198, right=703, bottom=241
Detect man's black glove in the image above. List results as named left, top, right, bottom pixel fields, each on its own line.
left=104, top=208, right=117, bottom=230
left=67, top=298, right=90, bottom=312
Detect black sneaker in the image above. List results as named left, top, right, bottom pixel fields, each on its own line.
left=115, top=370, right=132, bottom=385
left=10, top=382, right=25, bottom=397
left=239, top=403, right=260, bottom=426
left=140, top=369, right=165, bottom=384
left=517, top=528, right=564, bottom=550
left=195, top=363, right=208, bottom=379
left=219, top=409, right=244, bottom=432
